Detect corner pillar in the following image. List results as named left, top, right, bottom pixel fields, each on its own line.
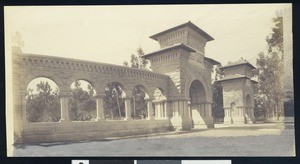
left=146, top=99, right=154, bottom=120
left=96, top=95, right=105, bottom=121
left=124, top=97, right=132, bottom=120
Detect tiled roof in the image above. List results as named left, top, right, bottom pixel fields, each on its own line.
left=149, top=21, right=214, bottom=42
left=216, top=74, right=258, bottom=83
left=220, top=61, right=256, bottom=69
left=204, top=57, right=221, bottom=65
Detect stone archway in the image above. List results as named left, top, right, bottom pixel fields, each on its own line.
left=189, top=79, right=212, bottom=128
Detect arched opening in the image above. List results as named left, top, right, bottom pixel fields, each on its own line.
left=69, top=80, right=97, bottom=121
left=153, top=88, right=167, bottom=119
left=189, top=80, right=206, bottom=104
left=245, top=94, right=254, bottom=123
left=104, top=82, right=126, bottom=120
left=189, top=80, right=207, bottom=128
left=131, top=85, right=149, bottom=119
left=26, top=77, right=61, bottom=122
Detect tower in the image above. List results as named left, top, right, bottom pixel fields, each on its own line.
left=143, top=21, right=219, bottom=130
left=217, top=61, right=257, bottom=124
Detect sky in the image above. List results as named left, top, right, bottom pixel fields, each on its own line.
left=5, top=4, right=291, bottom=66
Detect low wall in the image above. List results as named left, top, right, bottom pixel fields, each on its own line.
left=22, top=119, right=171, bottom=143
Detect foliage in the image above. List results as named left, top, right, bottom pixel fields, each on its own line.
left=26, top=81, right=60, bottom=122
left=211, top=65, right=224, bottom=122
left=104, top=82, right=125, bottom=119
left=124, top=47, right=149, bottom=70
left=266, top=17, right=283, bottom=53
left=69, top=80, right=96, bottom=121
left=131, top=85, right=148, bottom=119
left=255, top=15, right=284, bottom=120
left=212, top=82, right=224, bottom=122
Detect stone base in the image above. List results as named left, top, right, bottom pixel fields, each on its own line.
left=245, top=116, right=255, bottom=124
left=223, top=117, right=232, bottom=124
left=192, top=116, right=214, bottom=129
left=232, top=116, right=245, bottom=124
left=170, top=116, right=192, bottom=131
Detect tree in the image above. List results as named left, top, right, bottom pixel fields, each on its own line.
left=26, top=81, right=60, bottom=122
left=124, top=47, right=149, bottom=70
left=255, top=15, right=284, bottom=120
left=122, top=47, right=150, bottom=119
left=104, top=82, right=125, bottom=119
left=131, top=86, right=147, bottom=119
left=69, top=80, right=96, bottom=121
left=256, top=51, right=284, bottom=120
left=211, top=65, right=224, bottom=122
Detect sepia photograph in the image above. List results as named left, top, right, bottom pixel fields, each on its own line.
left=5, top=4, right=294, bottom=157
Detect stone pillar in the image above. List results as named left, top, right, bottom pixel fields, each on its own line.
left=146, top=99, right=153, bottom=120
left=187, top=101, right=191, bottom=118
left=170, top=99, right=192, bottom=131
left=124, top=98, right=132, bottom=120
left=164, top=101, right=167, bottom=118
left=96, top=95, right=105, bottom=121
left=60, top=92, right=72, bottom=122
left=223, top=107, right=232, bottom=124
left=174, top=101, right=179, bottom=117
left=178, top=100, right=183, bottom=117
left=183, top=100, right=189, bottom=118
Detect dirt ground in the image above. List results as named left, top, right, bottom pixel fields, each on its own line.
left=12, top=123, right=295, bottom=157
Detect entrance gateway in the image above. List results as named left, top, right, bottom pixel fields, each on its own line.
left=142, top=21, right=256, bottom=129
left=12, top=21, right=256, bottom=144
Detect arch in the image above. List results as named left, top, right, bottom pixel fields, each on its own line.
left=153, top=87, right=166, bottom=101
left=27, top=77, right=60, bottom=94
left=69, top=79, right=97, bottom=121
left=26, top=77, right=61, bottom=123
left=184, top=70, right=211, bottom=101
left=189, top=80, right=206, bottom=104
left=104, top=80, right=127, bottom=96
left=24, top=75, right=62, bottom=92
left=70, top=79, right=97, bottom=96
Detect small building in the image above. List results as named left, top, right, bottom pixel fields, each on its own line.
left=217, top=61, right=257, bottom=124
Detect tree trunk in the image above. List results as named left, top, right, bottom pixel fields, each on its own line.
left=116, top=96, right=121, bottom=117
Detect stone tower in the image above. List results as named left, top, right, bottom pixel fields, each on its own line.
left=217, top=61, right=257, bottom=124
left=143, top=21, right=219, bottom=130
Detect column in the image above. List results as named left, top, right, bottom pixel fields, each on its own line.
left=124, top=98, right=132, bottom=120
left=164, top=101, right=167, bottom=118
left=146, top=99, right=153, bottom=120
left=157, top=102, right=161, bottom=118
left=187, top=101, right=191, bottom=118
left=60, top=92, right=72, bottom=122
left=178, top=100, right=183, bottom=117
left=96, top=95, right=105, bottom=121
left=174, top=101, right=179, bottom=117
left=183, top=100, right=188, bottom=117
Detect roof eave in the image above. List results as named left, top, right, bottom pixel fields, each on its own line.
left=149, top=21, right=214, bottom=42
left=142, top=44, right=196, bottom=58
